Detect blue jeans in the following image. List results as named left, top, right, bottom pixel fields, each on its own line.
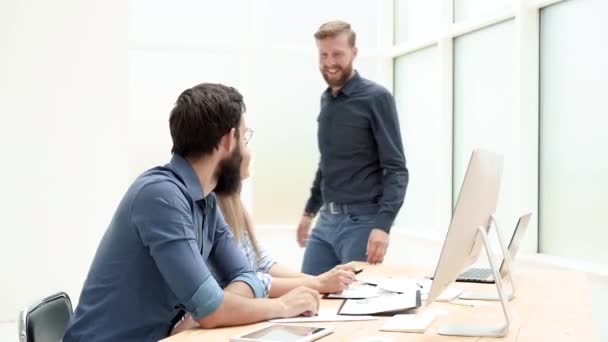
left=301, top=203, right=379, bottom=275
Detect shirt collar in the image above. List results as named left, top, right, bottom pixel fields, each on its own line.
left=323, top=70, right=360, bottom=97
left=168, top=153, right=205, bottom=202
left=339, top=70, right=360, bottom=96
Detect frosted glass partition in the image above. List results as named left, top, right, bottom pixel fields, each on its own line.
left=453, top=20, right=523, bottom=244
left=540, top=0, right=608, bottom=263
left=394, top=0, right=440, bottom=45
left=454, top=0, right=512, bottom=23
left=393, top=46, right=443, bottom=237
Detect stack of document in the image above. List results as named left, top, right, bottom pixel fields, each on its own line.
left=331, top=276, right=462, bottom=316
left=338, top=292, right=421, bottom=316
left=326, top=283, right=392, bottom=299
left=364, top=277, right=463, bottom=302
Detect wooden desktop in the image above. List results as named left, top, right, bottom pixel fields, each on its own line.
left=161, top=264, right=595, bottom=342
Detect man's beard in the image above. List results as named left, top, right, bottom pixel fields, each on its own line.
left=213, top=146, right=243, bottom=195
left=321, top=62, right=353, bottom=88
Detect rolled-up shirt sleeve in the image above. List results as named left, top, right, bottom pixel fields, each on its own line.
left=131, top=182, right=224, bottom=321
left=209, top=205, right=266, bottom=298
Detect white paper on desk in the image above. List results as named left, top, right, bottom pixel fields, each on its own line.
left=339, top=293, right=419, bottom=315
left=421, top=286, right=463, bottom=302
left=269, top=309, right=378, bottom=323
left=357, top=276, right=385, bottom=286
left=375, top=277, right=423, bottom=294
left=326, top=283, right=392, bottom=299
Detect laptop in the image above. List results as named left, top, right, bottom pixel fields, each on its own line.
left=455, top=212, right=532, bottom=283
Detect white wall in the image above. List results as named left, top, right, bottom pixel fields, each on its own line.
left=0, top=0, right=128, bottom=320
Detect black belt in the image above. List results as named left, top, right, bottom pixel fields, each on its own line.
left=321, top=202, right=379, bottom=215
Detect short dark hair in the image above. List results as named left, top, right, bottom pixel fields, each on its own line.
left=169, top=83, right=245, bottom=158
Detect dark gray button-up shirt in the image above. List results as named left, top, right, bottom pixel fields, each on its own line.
left=305, top=71, right=409, bottom=232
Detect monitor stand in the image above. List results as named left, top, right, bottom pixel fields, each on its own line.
left=437, top=222, right=515, bottom=338
left=460, top=215, right=516, bottom=301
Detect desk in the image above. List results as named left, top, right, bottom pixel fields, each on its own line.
left=162, top=265, right=595, bottom=341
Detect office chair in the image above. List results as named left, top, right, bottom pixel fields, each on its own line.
left=19, top=292, right=73, bottom=342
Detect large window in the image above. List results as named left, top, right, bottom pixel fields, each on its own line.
left=453, top=20, right=522, bottom=242
left=393, top=46, right=444, bottom=238
left=392, top=1, right=537, bottom=248
left=540, top=0, right=608, bottom=264
left=394, top=0, right=440, bottom=45
left=454, top=0, right=512, bottom=23
left=393, top=0, right=608, bottom=268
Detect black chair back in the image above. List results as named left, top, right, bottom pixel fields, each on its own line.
left=19, top=292, right=73, bottom=342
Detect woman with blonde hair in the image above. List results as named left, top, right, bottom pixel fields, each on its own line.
left=215, top=126, right=357, bottom=298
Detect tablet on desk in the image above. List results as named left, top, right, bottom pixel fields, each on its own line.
left=230, top=324, right=334, bottom=342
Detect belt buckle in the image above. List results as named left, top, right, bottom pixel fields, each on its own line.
left=329, top=202, right=339, bottom=214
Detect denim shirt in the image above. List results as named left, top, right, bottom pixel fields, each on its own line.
left=64, top=154, right=264, bottom=342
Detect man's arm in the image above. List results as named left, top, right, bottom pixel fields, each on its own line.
left=209, top=202, right=265, bottom=298
left=298, top=165, right=323, bottom=247
left=304, top=165, right=323, bottom=215
left=174, top=282, right=322, bottom=331
left=197, top=289, right=281, bottom=328
left=366, top=91, right=409, bottom=263
left=370, top=90, right=409, bottom=233
left=132, top=183, right=318, bottom=329
left=172, top=286, right=321, bottom=331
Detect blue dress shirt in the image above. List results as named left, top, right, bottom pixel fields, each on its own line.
left=63, top=154, right=264, bottom=341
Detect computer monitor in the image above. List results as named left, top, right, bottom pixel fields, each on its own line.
left=426, top=149, right=504, bottom=305
left=455, top=212, right=532, bottom=283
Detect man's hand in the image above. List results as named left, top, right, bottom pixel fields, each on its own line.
left=296, top=215, right=313, bottom=247
left=276, top=286, right=321, bottom=317
left=366, top=228, right=389, bottom=264
left=313, top=268, right=356, bottom=294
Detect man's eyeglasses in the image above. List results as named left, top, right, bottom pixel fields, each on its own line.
left=243, top=128, right=254, bottom=145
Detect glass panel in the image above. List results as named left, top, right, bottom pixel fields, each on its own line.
left=454, top=0, right=512, bottom=23
left=453, top=20, right=522, bottom=246
left=393, top=46, right=443, bottom=237
left=540, top=0, right=608, bottom=264
left=394, top=0, right=441, bottom=45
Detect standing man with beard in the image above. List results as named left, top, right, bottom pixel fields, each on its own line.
left=64, top=83, right=321, bottom=342
left=297, top=21, right=409, bottom=275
